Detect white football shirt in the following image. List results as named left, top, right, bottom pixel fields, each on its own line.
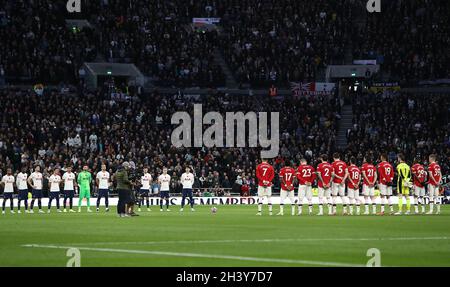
left=181, top=172, right=194, bottom=189
left=29, top=172, right=43, bottom=190
left=16, top=172, right=28, bottom=190
left=1, top=175, right=15, bottom=193
left=96, top=171, right=110, bottom=189
left=141, top=173, right=152, bottom=189
left=158, top=174, right=171, bottom=191
left=62, top=172, right=76, bottom=190
left=49, top=174, right=62, bottom=192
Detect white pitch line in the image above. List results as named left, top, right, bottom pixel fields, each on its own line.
left=22, top=244, right=362, bottom=267
left=55, top=236, right=450, bottom=246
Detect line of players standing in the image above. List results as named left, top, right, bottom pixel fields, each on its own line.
left=255, top=153, right=443, bottom=216
left=1, top=163, right=197, bottom=215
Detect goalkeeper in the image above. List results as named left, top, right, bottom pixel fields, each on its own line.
left=77, top=165, right=92, bottom=212
left=395, top=154, right=412, bottom=215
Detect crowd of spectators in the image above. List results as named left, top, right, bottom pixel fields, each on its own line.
left=352, top=0, right=450, bottom=84
left=1, top=0, right=448, bottom=89
left=0, top=87, right=341, bottom=195
left=346, top=91, right=450, bottom=174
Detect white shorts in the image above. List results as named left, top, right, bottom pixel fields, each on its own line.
left=379, top=184, right=392, bottom=196
left=362, top=185, right=375, bottom=197
left=332, top=182, right=345, bottom=197
left=318, top=187, right=331, bottom=198
left=413, top=186, right=425, bottom=197
left=428, top=184, right=439, bottom=197
left=298, top=185, right=313, bottom=202
left=280, top=189, right=295, bottom=203
left=347, top=188, right=360, bottom=199
left=257, top=186, right=272, bottom=197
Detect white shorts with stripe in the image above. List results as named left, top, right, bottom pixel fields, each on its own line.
left=413, top=185, right=425, bottom=197
left=331, top=182, right=345, bottom=196
left=318, top=187, right=331, bottom=198
left=280, top=189, right=295, bottom=203
left=257, top=186, right=272, bottom=197
left=347, top=188, right=360, bottom=199
left=379, top=184, right=392, bottom=196
left=428, top=184, right=439, bottom=198
left=298, top=185, right=313, bottom=202
left=362, top=185, right=375, bottom=197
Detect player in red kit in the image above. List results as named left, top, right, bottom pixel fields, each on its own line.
left=411, top=157, right=427, bottom=214
left=278, top=164, right=297, bottom=216
left=316, top=154, right=334, bottom=215
left=347, top=157, right=362, bottom=215
left=256, top=159, right=275, bottom=216
left=361, top=154, right=378, bottom=215
left=427, top=154, right=442, bottom=214
left=377, top=153, right=395, bottom=215
left=331, top=152, right=348, bottom=215
left=296, top=158, right=316, bottom=215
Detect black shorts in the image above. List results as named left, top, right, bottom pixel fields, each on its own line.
left=160, top=190, right=170, bottom=198
left=18, top=189, right=29, bottom=200
left=98, top=189, right=109, bottom=198
left=64, top=190, right=75, bottom=198
left=3, top=193, right=13, bottom=200
left=32, top=189, right=43, bottom=199
left=49, top=192, right=60, bottom=199
left=182, top=189, right=193, bottom=197
left=139, top=188, right=149, bottom=196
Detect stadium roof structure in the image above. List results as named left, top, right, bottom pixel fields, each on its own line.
left=82, top=63, right=145, bottom=89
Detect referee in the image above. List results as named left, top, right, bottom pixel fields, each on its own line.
left=396, top=153, right=412, bottom=215
left=115, top=162, right=132, bottom=217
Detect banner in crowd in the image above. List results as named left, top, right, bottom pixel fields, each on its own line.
left=369, top=82, right=401, bottom=95
left=11, top=196, right=447, bottom=207
left=192, top=18, right=221, bottom=25
left=290, top=82, right=336, bottom=96
left=418, top=78, right=450, bottom=86
left=353, top=59, right=377, bottom=65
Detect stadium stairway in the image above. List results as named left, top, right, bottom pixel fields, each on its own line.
left=336, top=105, right=353, bottom=149
left=213, top=48, right=239, bottom=88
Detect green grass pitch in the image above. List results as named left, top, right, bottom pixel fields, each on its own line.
left=1, top=205, right=449, bottom=267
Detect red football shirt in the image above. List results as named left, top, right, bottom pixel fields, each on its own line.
left=347, top=165, right=361, bottom=189
left=428, top=162, right=441, bottom=186
left=316, top=162, right=334, bottom=188
left=296, top=165, right=316, bottom=185
left=279, top=166, right=296, bottom=191
left=256, top=162, right=275, bottom=187
left=361, top=163, right=377, bottom=186
left=377, top=161, right=394, bottom=185
left=332, top=160, right=347, bottom=184
left=411, top=163, right=426, bottom=188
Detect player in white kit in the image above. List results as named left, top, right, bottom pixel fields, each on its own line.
left=16, top=167, right=29, bottom=213
left=28, top=166, right=44, bottom=213
left=62, top=166, right=77, bottom=212
left=138, top=167, right=152, bottom=212
left=1, top=168, right=15, bottom=214
left=47, top=168, right=62, bottom=212
left=180, top=166, right=195, bottom=212
left=158, top=167, right=171, bottom=211
left=96, top=164, right=111, bottom=212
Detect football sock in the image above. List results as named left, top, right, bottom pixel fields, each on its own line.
left=298, top=204, right=302, bottom=214
left=86, top=198, right=90, bottom=208
left=48, top=198, right=52, bottom=209
left=105, top=196, right=109, bottom=208
left=398, top=197, right=403, bottom=212
left=146, top=198, right=149, bottom=208
left=406, top=197, right=411, bottom=211
left=437, top=203, right=441, bottom=213
left=349, top=205, right=353, bottom=214
left=181, top=196, right=186, bottom=208
left=166, top=199, right=170, bottom=209
left=372, top=204, right=376, bottom=214
left=69, top=198, right=73, bottom=209
left=78, top=197, right=83, bottom=207
left=291, top=204, right=295, bottom=215
left=268, top=203, right=273, bottom=213
left=429, top=201, right=434, bottom=212
left=308, top=204, right=313, bottom=213
left=160, top=199, right=163, bottom=209
left=30, top=199, right=34, bottom=210
left=258, top=201, right=262, bottom=213
left=279, top=204, right=284, bottom=213
left=189, top=196, right=194, bottom=208
left=364, top=204, right=369, bottom=213
left=356, top=205, right=361, bottom=214
left=319, top=204, right=323, bottom=213
left=38, top=199, right=42, bottom=210
left=381, top=205, right=385, bottom=213
left=96, top=197, right=101, bottom=208
left=332, top=204, right=336, bottom=214
left=2, top=199, right=5, bottom=211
